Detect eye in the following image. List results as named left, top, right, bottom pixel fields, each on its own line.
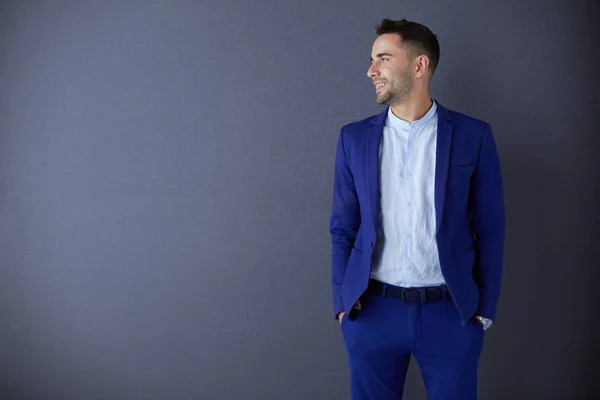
left=381, top=58, right=389, bottom=62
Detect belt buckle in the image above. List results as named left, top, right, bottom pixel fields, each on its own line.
left=402, top=288, right=426, bottom=302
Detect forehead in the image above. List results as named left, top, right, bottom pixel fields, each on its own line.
left=371, top=33, right=407, bottom=59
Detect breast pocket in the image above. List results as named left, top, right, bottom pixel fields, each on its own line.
left=449, top=163, right=475, bottom=169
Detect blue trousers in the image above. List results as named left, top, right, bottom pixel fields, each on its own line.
left=340, top=288, right=485, bottom=399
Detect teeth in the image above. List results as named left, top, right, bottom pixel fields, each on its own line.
left=376, top=83, right=385, bottom=89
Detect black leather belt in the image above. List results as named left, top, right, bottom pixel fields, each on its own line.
left=366, top=279, right=452, bottom=302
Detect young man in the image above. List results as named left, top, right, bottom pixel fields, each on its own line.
left=329, top=19, right=506, bottom=399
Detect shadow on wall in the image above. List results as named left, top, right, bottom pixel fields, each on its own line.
left=443, top=27, right=600, bottom=398
left=582, top=0, right=600, bottom=394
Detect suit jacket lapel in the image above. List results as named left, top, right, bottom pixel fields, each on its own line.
left=434, top=100, right=454, bottom=234
left=366, top=108, right=387, bottom=232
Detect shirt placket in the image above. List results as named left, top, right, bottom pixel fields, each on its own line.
left=404, top=124, right=416, bottom=286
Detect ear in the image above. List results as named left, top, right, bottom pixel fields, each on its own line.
left=415, top=55, right=430, bottom=79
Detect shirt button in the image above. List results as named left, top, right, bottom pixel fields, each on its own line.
left=407, top=266, right=413, bottom=270
left=408, top=172, right=412, bottom=176
left=407, top=201, right=412, bottom=206
left=406, top=234, right=412, bottom=238
left=409, top=141, right=414, bottom=145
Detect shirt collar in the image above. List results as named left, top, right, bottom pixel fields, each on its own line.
left=386, top=100, right=437, bottom=131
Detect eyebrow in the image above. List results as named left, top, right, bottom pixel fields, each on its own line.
left=370, top=52, right=395, bottom=61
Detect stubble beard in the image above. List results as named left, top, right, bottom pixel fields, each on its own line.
left=375, top=67, right=413, bottom=106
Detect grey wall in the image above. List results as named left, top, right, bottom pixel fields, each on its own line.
left=0, top=0, right=598, bottom=399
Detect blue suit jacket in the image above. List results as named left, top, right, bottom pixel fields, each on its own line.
left=329, top=100, right=506, bottom=325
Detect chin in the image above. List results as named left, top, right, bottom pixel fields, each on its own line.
left=375, top=96, right=390, bottom=105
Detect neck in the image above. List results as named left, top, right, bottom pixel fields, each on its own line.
left=389, top=93, right=433, bottom=123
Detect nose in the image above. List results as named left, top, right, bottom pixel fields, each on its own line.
left=367, top=62, right=378, bottom=79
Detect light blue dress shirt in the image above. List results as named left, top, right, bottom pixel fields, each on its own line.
left=370, top=101, right=446, bottom=288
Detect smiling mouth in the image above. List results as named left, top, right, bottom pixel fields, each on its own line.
left=375, top=82, right=387, bottom=92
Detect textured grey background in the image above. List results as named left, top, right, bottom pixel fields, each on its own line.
left=0, top=0, right=598, bottom=399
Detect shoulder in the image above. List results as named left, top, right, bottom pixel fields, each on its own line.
left=339, top=109, right=386, bottom=139
left=440, top=103, right=490, bottom=134
left=438, top=103, right=497, bottom=156
left=342, top=112, right=383, bottom=130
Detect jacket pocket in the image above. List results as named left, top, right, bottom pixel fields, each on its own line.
left=449, top=163, right=475, bottom=169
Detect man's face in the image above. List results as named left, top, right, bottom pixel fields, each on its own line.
left=367, top=34, right=414, bottom=105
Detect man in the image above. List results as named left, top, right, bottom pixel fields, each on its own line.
left=329, top=19, right=506, bottom=399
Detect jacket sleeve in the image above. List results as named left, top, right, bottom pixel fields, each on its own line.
left=470, top=123, right=506, bottom=321
left=329, top=126, right=361, bottom=320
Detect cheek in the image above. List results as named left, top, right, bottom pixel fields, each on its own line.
left=381, top=69, right=394, bottom=83
left=386, top=74, right=398, bottom=87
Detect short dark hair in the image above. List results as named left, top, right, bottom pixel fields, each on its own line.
left=375, top=18, right=440, bottom=78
